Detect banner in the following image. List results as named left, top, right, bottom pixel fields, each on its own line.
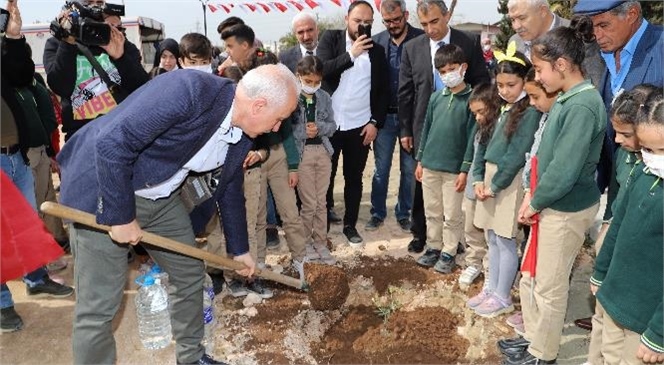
left=208, top=0, right=376, bottom=13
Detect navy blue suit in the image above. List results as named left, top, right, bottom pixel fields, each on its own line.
left=596, top=23, right=664, bottom=192
left=58, top=69, right=251, bottom=255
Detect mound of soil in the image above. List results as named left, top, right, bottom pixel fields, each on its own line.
left=346, top=256, right=441, bottom=294
left=305, top=263, right=350, bottom=311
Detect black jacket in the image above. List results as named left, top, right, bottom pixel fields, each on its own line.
left=43, top=37, right=149, bottom=137
left=398, top=28, right=490, bottom=151
left=317, top=29, right=389, bottom=128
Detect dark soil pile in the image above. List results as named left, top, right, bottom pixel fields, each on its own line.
left=305, top=263, right=350, bottom=311
left=347, top=256, right=440, bottom=294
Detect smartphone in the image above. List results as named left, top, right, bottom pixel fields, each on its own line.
left=0, top=8, right=9, bottom=35
left=357, top=23, right=372, bottom=41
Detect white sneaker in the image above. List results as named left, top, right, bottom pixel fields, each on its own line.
left=458, top=265, right=481, bottom=286
left=292, top=259, right=305, bottom=281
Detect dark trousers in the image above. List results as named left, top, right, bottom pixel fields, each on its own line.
left=411, top=180, right=427, bottom=242
left=326, top=126, right=370, bottom=228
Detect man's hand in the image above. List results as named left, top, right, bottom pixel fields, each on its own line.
left=109, top=220, right=142, bottom=245
left=415, top=163, right=423, bottom=182
left=50, top=157, right=60, bottom=175
left=349, top=34, right=373, bottom=58
left=101, top=26, right=125, bottom=60
left=305, top=122, right=318, bottom=139
left=637, top=344, right=664, bottom=364
left=233, top=252, right=255, bottom=277
left=400, top=136, right=413, bottom=153
left=217, top=56, right=235, bottom=75
left=56, top=10, right=77, bottom=44
left=288, top=171, right=298, bottom=188
left=5, top=0, right=22, bottom=39
left=454, top=172, right=467, bottom=192
left=360, top=122, right=377, bottom=146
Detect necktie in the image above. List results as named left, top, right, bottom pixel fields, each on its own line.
left=305, top=50, right=314, bottom=56
left=433, top=41, right=445, bottom=91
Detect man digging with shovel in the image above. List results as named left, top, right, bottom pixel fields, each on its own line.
left=56, top=64, right=299, bottom=365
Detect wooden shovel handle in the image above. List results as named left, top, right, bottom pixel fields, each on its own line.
left=40, top=202, right=305, bottom=290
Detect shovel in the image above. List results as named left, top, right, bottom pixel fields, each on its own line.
left=40, top=202, right=307, bottom=291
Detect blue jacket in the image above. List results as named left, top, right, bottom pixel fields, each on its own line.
left=597, top=23, right=663, bottom=192
left=58, top=70, right=252, bottom=255
left=372, top=23, right=424, bottom=61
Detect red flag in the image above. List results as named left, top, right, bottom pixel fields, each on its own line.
left=374, top=0, right=381, bottom=10
left=329, top=0, right=342, bottom=6
left=303, top=0, right=319, bottom=8
left=521, top=156, right=539, bottom=278
left=287, top=0, right=304, bottom=10
left=272, top=1, right=289, bottom=12
left=208, top=4, right=218, bottom=12
left=244, top=3, right=257, bottom=12
left=1, top=172, right=64, bottom=284
left=219, top=4, right=231, bottom=13
left=257, top=2, right=271, bottom=12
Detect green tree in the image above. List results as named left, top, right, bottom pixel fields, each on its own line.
left=495, top=0, right=515, bottom=50
left=278, top=15, right=346, bottom=51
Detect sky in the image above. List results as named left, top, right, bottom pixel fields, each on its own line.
left=18, top=0, right=503, bottom=46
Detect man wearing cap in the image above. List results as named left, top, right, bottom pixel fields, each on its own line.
left=575, top=0, right=663, bottom=193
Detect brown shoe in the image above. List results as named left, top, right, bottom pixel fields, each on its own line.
left=574, top=317, right=592, bottom=331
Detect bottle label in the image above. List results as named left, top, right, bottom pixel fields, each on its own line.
left=203, top=306, right=214, bottom=324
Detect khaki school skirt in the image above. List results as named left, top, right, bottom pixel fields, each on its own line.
left=474, top=162, right=525, bottom=238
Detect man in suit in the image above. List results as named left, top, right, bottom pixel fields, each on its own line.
left=279, top=12, right=320, bottom=73
left=398, top=0, right=490, bottom=254
left=318, top=0, right=389, bottom=245
left=366, top=0, right=423, bottom=235
left=57, top=65, right=299, bottom=365
left=507, top=0, right=605, bottom=87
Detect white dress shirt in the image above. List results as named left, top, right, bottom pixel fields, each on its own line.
left=135, top=104, right=241, bottom=200
left=299, top=44, right=316, bottom=56
left=331, top=31, right=372, bottom=131
left=429, top=30, right=452, bottom=73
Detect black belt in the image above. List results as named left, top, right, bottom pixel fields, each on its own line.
left=305, top=137, right=323, bottom=145
left=0, top=144, right=19, bottom=155
left=387, top=106, right=398, bottom=114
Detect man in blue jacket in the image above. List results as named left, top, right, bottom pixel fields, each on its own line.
left=57, top=64, right=299, bottom=365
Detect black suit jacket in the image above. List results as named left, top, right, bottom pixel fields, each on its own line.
left=317, top=29, right=389, bottom=127
left=279, top=45, right=303, bottom=73
left=398, top=28, right=490, bottom=151
left=372, top=23, right=424, bottom=62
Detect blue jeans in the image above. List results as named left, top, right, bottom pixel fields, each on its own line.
left=370, top=113, right=416, bottom=221
left=1, top=151, right=47, bottom=309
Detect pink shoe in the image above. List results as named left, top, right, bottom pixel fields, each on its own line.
left=514, top=322, right=525, bottom=336
left=506, top=311, right=523, bottom=328
left=474, top=294, right=514, bottom=318
left=467, top=289, right=492, bottom=309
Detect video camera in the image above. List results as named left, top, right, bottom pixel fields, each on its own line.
left=50, top=1, right=125, bottom=46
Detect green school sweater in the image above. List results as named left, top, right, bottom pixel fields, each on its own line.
left=530, top=81, right=606, bottom=212
left=473, top=106, right=540, bottom=193
left=263, top=118, right=299, bottom=171
left=417, top=85, right=476, bottom=174
left=603, top=148, right=640, bottom=221
left=591, top=167, right=663, bottom=353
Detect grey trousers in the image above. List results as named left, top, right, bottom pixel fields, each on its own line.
left=70, top=193, right=205, bottom=364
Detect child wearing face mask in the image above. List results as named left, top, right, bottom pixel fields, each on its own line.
left=414, top=44, right=476, bottom=275
left=589, top=89, right=663, bottom=365
left=468, top=44, right=540, bottom=318
left=500, top=19, right=607, bottom=365
left=583, top=84, right=658, bottom=365
left=178, top=33, right=214, bottom=73
left=291, top=56, right=337, bottom=265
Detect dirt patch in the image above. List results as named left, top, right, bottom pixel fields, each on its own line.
left=345, top=256, right=440, bottom=294
left=305, top=263, right=350, bottom=311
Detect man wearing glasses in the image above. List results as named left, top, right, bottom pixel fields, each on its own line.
left=366, top=0, right=423, bottom=237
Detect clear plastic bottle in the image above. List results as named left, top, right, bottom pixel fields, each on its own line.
left=201, top=273, right=216, bottom=353
left=150, top=264, right=171, bottom=294
left=135, top=275, right=172, bottom=350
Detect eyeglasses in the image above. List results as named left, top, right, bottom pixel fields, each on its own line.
left=382, top=14, right=404, bottom=26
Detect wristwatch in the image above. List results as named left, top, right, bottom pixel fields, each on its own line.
left=367, top=119, right=377, bottom=127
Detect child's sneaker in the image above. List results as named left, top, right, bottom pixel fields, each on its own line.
left=513, top=321, right=525, bottom=336
left=458, top=265, right=481, bottom=287
left=433, top=252, right=456, bottom=274
left=467, top=288, right=492, bottom=308
left=474, top=293, right=514, bottom=318
left=227, top=279, right=248, bottom=297
left=305, top=243, right=321, bottom=262
left=506, top=311, right=523, bottom=328
left=313, top=242, right=336, bottom=265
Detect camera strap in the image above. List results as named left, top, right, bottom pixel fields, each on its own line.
left=76, top=42, right=122, bottom=95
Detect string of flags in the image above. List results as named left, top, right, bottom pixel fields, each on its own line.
left=208, top=0, right=382, bottom=14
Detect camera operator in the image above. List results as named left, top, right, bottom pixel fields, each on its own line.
left=43, top=0, right=148, bottom=140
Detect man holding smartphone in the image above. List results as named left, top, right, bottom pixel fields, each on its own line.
left=317, top=0, right=389, bottom=246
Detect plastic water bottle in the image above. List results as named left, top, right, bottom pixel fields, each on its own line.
left=150, top=264, right=171, bottom=294
left=135, top=275, right=172, bottom=350
left=202, top=274, right=216, bottom=353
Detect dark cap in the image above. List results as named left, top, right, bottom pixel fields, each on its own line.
left=573, top=0, right=626, bottom=16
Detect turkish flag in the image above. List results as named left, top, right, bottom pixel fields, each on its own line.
left=521, top=156, right=539, bottom=278
left=303, top=0, right=319, bottom=8
left=272, top=2, right=289, bottom=12
left=1, top=172, right=64, bottom=284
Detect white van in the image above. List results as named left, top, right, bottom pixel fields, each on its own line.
left=22, top=16, right=165, bottom=78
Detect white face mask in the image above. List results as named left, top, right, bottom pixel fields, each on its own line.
left=439, top=67, right=466, bottom=89
left=499, top=90, right=527, bottom=103
left=483, top=45, right=491, bottom=52
left=300, top=80, right=321, bottom=95
left=641, top=150, right=664, bottom=178
left=184, top=65, right=213, bottom=74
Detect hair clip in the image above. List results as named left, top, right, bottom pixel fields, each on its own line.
left=494, top=41, right=526, bottom=67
